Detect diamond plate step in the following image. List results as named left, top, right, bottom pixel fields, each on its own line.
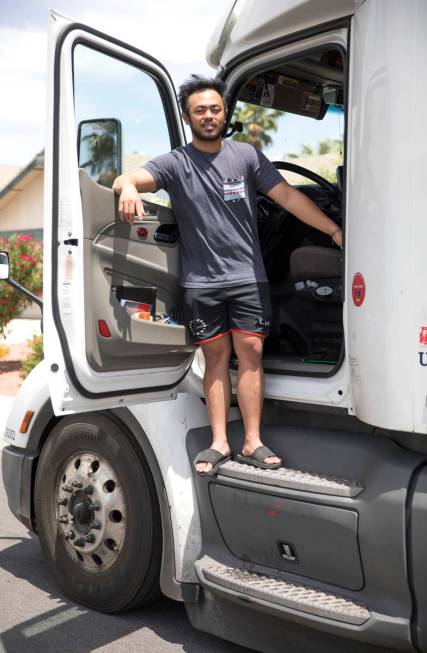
left=219, top=460, right=363, bottom=497
left=200, top=563, right=370, bottom=625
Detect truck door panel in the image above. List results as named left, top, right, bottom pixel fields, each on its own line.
left=79, top=170, right=193, bottom=373
left=45, top=13, right=194, bottom=411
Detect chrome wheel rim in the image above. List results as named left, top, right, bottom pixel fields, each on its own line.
left=55, top=452, right=126, bottom=572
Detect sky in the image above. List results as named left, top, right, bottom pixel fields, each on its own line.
left=0, top=0, right=233, bottom=166
left=0, top=0, right=343, bottom=168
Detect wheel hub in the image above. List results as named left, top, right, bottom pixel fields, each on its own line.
left=70, top=494, right=94, bottom=533
left=55, top=452, right=125, bottom=572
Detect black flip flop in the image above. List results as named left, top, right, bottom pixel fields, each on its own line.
left=193, top=448, right=232, bottom=476
left=236, top=445, right=282, bottom=470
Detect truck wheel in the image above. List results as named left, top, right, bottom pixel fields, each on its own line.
left=34, top=412, right=162, bottom=612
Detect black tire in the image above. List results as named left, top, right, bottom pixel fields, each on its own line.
left=34, top=412, right=162, bottom=613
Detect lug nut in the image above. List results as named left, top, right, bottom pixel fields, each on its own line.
left=92, top=519, right=102, bottom=529
left=57, top=497, right=68, bottom=506
left=85, top=485, right=94, bottom=495
left=85, top=533, right=95, bottom=543
left=91, top=501, right=101, bottom=511
left=65, top=530, right=75, bottom=540
left=57, top=515, right=69, bottom=523
left=62, top=484, right=73, bottom=492
left=74, top=537, right=86, bottom=548
left=72, top=481, right=83, bottom=488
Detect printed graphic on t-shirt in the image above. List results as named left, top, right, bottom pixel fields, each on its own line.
left=223, top=176, right=246, bottom=202
left=189, top=318, right=208, bottom=338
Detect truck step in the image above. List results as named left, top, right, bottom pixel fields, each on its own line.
left=199, top=563, right=370, bottom=626
left=219, top=460, right=363, bottom=497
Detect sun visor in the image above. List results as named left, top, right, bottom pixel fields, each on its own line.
left=239, top=72, right=328, bottom=120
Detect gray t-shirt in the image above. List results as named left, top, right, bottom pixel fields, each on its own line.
left=144, top=140, right=283, bottom=288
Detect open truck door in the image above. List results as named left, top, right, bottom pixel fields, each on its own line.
left=44, top=10, right=195, bottom=415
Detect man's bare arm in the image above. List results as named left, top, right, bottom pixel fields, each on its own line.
left=112, top=168, right=157, bottom=223
left=267, top=180, right=342, bottom=247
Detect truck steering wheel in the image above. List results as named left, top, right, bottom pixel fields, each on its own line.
left=273, top=161, right=340, bottom=197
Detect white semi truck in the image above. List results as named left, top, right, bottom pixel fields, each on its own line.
left=3, top=1, right=427, bottom=651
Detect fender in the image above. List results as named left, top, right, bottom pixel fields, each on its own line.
left=3, top=360, right=56, bottom=452
left=2, top=363, right=58, bottom=531
left=109, top=406, right=199, bottom=603
left=2, top=362, right=200, bottom=601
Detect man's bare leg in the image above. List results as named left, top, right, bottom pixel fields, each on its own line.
left=232, top=332, right=281, bottom=465
left=196, top=334, right=233, bottom=473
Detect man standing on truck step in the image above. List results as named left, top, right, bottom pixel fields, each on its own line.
left=112, top=75, right=342, bottom=475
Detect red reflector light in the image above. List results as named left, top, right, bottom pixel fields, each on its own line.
left=137, top=227, right=148, bottom=239
left=98, top=319, right=112, bottom=338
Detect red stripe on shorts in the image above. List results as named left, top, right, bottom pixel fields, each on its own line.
left=193, top=330, right=231, bottom=345
left=230, top=329, right=269, bottom=339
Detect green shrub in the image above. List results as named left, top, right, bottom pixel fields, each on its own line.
left=318, top=138, right=342, bottom=155
left=0, top=234, right=43, bottom=335
left=20, top=334, right=44, bottom=379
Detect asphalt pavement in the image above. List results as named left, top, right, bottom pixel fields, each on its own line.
left=0, top=447, right=254, bottom=653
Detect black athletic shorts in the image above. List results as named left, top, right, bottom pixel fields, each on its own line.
left=183, top=282, right=272, bottom=344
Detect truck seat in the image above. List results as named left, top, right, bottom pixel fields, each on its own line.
left=290, top=246, right=342, bottom=302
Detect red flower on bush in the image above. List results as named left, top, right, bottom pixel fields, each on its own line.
left=0, top=233, right=43, bottom=335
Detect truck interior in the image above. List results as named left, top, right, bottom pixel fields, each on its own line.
left=74, top=42, right=345, bottom=380
left=227, top=46, right=345, bottom=377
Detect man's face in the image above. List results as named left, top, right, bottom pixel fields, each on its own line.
left=183, top=89, right=226, bottom=141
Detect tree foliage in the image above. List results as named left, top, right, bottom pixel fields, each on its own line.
left=300, top=144, right=313, bottom=156
left=286, top=138, right=343, bottom=159
left=317, top=138, right=342, bottom=155
left=0, top=234, right=43, bottom=335
left=20, top=334, right=44, bottom=379
left=232, top=104, right=282, bottom=150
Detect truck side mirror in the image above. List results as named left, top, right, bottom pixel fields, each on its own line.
left=77, top=118, right=122, bottom=188
left=0, top=250, right=10, bottom=280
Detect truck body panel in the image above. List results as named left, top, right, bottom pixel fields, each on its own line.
left=206, top=0, right=365, bottom=69
left=346, top=0, right=427, bottom=433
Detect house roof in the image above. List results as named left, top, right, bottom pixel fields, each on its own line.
left=0, top=165, right=22, bottom=190
left=0, top=151, right=44, bottom=210
left=0, top=149, right=151, bottom=212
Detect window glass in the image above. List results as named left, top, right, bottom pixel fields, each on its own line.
left=73, top=44, right=171, bottom=202
left=232, top=102, right=344, bottom=186
left=231, top=50, right=345, bottom=186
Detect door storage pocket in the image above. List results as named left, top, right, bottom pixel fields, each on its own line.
left=113, top=285, right=156, bottom=317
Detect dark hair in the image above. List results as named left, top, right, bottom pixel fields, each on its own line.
left=178, top=74, right=225, bottom=113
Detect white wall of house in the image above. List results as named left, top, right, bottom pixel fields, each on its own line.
left=0, top=170, right=43, bottom=233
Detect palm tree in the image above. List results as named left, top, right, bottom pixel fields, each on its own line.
left=232, top=104, right=282, bottom=150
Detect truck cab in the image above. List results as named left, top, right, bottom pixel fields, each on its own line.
left=3, top=2, right=427, bottom=652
